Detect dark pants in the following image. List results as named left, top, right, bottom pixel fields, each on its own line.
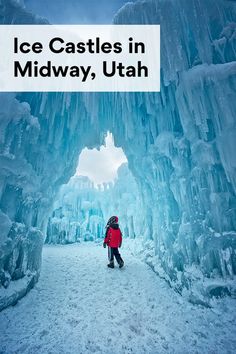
left=108, top=247, right=123, bottom=265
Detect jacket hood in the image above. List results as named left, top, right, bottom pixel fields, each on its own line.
left=110, top=223, right=119, bottom=230
left=106, top=216, right=119, bottom=227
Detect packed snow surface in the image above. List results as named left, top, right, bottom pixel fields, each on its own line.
left=0, top=243, right=235, bottom=354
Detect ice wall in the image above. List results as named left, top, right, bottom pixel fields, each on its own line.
left=111, top=0, right=236, bottom=299
left=0, top=3, right=101, bottom=312
left=46, top=164, right=142, bottom=244
left=0, top=0, right=236, bottom=309
left=99, top=164, right=145, bottom=240
left=0, top=90, right=106, bottom=310
left=46, top=176, right=105, bottom=244
left=0, top=0, right=48, bottom=24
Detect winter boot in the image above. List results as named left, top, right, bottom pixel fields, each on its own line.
left=107, top=261, right=114, bottom=268
left=119, top=260, right=124, bottom=268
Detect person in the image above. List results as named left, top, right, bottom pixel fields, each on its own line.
left=103, top=216, right=124, bottom=268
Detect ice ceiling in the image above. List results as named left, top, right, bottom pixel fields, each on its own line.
left=0, top=0, right=236, bottom=310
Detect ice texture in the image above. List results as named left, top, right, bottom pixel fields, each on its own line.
left=0, top=0, right=236, bottom=309
left=46, top=164, right=142, bottom=244
left=46, top=176, right=105, bottom=244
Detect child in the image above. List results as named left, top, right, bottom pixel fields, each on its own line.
left=103, top=216, right=124, bottom=268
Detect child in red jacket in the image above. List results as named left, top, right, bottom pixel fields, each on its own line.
left=103, top=216, right=124, bottom=268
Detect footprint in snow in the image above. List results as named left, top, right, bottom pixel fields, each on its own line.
left=71, top=288, right=79, bottom=294
left=39, top=329, right=49, bottom=338
left=69, top=302, right=78, bottom=309
left=68, top=317, right=80, bottom=328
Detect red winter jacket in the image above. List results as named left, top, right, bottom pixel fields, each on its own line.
left=104, top=224, right=122, bottom=248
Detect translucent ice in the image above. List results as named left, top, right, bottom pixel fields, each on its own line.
left=0, top=0, right=236, bottom=309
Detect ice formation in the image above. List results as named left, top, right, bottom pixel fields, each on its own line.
left=46, top=163, right=141, bottom=244
left=46, top=175, right=105, bottom=244
left=0, top=0, right=236, bottom=310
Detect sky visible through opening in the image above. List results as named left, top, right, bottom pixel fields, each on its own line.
left=76, top=133, right=127, bottom=185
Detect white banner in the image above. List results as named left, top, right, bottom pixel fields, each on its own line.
left=0, top=25, right=160, bottom=92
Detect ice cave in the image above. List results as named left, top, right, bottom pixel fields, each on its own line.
left=0, top=0, right=236, bottom=353
left=45, top=133, right=132, bottom=245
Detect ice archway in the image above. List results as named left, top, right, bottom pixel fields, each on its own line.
left=0, top=0, right=236, bottom=310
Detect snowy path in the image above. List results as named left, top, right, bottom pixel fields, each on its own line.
left=0, top=243, right=236, bottom=354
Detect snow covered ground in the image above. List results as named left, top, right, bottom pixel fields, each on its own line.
left=0, top=242, right=236, bottom=354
